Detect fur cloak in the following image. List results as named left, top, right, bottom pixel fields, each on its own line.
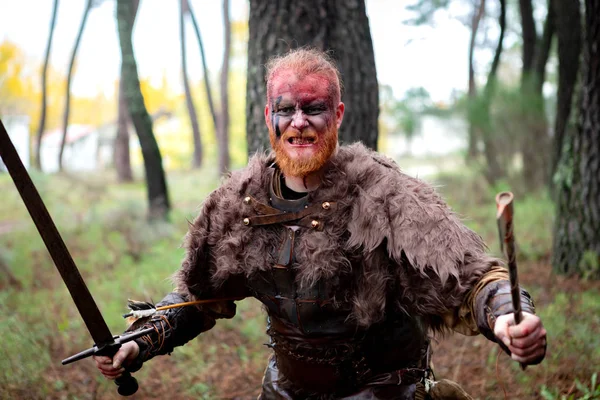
left=174, top=143, right=501, bottom=332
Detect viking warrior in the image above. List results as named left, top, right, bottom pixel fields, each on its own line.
left=94, top=48, right=547, bottom=399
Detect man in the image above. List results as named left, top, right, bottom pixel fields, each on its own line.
left=94, top=48, right=546, bottom=399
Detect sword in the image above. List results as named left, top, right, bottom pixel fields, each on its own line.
left=495, top=191, right=526, bottom=370
left=0, top=119, right=153, bottom=395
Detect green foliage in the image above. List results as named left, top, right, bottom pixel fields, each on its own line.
left=579, top=251, right=600, bottom=280
left=536, top=291, right=600, bottom=398
left=0, top=168, right=223, bottom=397
left=435, top=172, right=554, bottom=260
left=379, top=86, right=436, bottom=155
left=0, top=312, right=52, bottom=395
left=404, top=0, right=451, bottom=25
left=541, top=373, right=600, bottom=400
left=188, top=383, right=214, bottom=399
left=553, top=138, right=575, bottom=190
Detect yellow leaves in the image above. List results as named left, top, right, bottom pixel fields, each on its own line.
left=1, top=39, right=249, bottom=170
left=139, top=73, right=182, bottom=116
left=0, top=39, right=117, bottom=134
left=0, top=40, right=35, bottom=114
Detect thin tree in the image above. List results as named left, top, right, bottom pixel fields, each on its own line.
left=114, top=66, right=134, bottom=182
left=114, top=0, right=138, bottom=183
left=180, top=0, right=203, bottom=169
left=58, top=0, right=92, bottom=171
left=187, top=1, right=218, bottom=146
left=466, top=0, right=486, bottom=160
left=246, top=0, right=379, bottom=154
left=35, top=0, right=59, bottom=171
left=552, top=0, right=600, bottom=277
left=517, top=0, right=555, bottom=189
left=551, top=0, right=582, bottom=183
left=186, top=0, right=229, bottom=173
left=217, top=0, right=231, bottom=173
left=116, top=0, right=170, bottom=219
left=471, top=0, right=506, bottom=185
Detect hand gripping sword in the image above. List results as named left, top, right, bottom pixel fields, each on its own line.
left=0, top=119, right=153, bottom=396
left=495, top=191, right=526, bottom=370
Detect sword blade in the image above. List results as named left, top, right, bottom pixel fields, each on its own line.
left=0, top=119, right=114, bottom=345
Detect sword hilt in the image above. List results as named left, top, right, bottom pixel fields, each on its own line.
left=103, top=346, right=139, bottom=397
left=96, top=342, right=139, bottom=396
left=62, top=327, right=154, bottom=396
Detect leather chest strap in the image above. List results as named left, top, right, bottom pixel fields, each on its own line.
left=242, top=196, right=337, bottom=230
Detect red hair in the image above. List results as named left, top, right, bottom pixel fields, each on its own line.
left=265, top=48, right=342, bottom=105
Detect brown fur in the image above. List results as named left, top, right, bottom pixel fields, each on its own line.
left=174, top=143, right=501, bottom=332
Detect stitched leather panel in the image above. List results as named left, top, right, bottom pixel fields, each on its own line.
left=276, top=228, right=295, bottom=267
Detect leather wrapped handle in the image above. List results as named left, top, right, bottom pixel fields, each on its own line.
left=99, top=341, right=141, bottom=396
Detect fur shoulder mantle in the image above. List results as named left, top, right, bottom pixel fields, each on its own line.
left=175, top=143, right=499, bottom=328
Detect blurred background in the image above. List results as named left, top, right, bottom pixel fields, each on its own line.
left=0, top=0, right=598, bottom=399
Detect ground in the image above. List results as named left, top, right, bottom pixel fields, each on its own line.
left=25, top=261, right=598, bottom=400
left=1, top=169, right=598, bottom=400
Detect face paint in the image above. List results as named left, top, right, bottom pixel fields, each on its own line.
left=267, top=72, right=340, bottom=177
left=271, top=96, right=282, bottom=138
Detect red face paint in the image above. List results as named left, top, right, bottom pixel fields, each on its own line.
left=267, top=72, right=340, bottom=177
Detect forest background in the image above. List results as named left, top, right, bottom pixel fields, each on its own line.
left=0, top=0, right=599, bottom=399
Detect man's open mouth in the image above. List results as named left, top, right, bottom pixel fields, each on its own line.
left=288, top=137, right=316, bottom=145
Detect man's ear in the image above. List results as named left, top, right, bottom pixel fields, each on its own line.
left=264, top=104, right=271, bottom=128
left=336, top=102, right=345, bottom=129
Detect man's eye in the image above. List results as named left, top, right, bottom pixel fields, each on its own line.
left=305, top=107, right=326, bottom=115
left=277, top=107, right=294, bottom=114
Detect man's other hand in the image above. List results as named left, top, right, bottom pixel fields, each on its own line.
left=93, top=341, right=140, bottom=380
left=494, top=311, right=547, bottom=365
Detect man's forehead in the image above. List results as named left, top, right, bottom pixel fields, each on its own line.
left=270, top=70, right=332, bottom=101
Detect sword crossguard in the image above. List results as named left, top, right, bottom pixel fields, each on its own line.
left=61, top=327, right=154, bottom=365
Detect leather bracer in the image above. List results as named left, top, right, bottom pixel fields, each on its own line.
left=127, top=292, right=223, bottom=372
left=474, top=280, right=535, bottom=345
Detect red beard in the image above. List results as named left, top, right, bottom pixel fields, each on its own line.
left=269, top=126, right=338, bottom=177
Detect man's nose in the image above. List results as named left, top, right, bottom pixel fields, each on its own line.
left=290, top=110, right=308, bottom=129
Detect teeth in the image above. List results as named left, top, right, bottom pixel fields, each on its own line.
left=291, top=138, right=312, bottom=145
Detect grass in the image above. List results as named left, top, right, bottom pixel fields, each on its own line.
left=0, top=164, right=598, bottom=399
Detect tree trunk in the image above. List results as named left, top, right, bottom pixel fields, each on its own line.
left=467, top=0, right=486, bottom=160
left=58, top=0, right=92, bottom=171
left=180, top=0, right=203, bottom=169
left=477, top=0, right=506, bottom=186
left=551, top=0, right=582, bottom=183
left=218, top=0, right=231, bottom=174
left=519, top=0, right=537, bottom=77
left=114, top=0, right=138, bottom=183
left=534, top=0, right=555, bottom=95
left=117, top=0, right=170, bottom=220
left=552, top=0, right=600, bottom=277
left=519, top=0, right=553, bottom=190
left=188, top=1, right=219, bottom=144
left=114, top=68, right=134, bottom=182
left=246, top=0, right=379, bottom=155
left=35, top=0, right=59, bottom=171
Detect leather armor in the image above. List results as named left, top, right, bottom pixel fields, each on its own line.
left=129, top=162, right=539, bottom=399
left=244, top=168, right=429, bottom=397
